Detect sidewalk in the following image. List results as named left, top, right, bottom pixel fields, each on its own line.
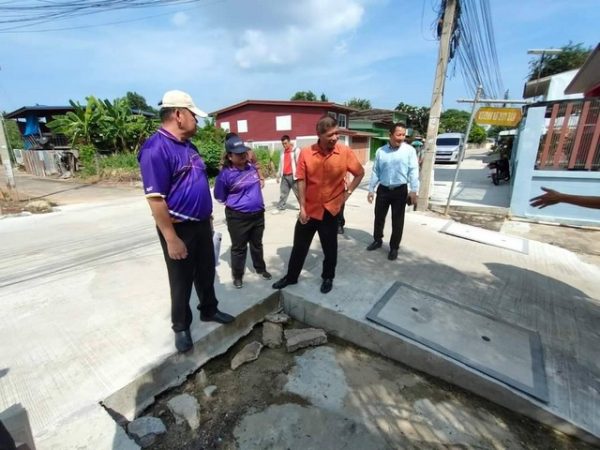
left=1, top=169, right=599, bottom=447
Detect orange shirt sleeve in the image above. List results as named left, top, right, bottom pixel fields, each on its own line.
left=295, top=148, right=307, bottom=181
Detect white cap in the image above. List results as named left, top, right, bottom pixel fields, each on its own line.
left=159, top=90, right=207, bottom=118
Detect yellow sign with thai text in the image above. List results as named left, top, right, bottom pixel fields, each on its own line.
left=475, top=107, right=522, bottom=126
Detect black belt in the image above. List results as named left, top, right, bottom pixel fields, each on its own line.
left=379, top=184, right=407, bottom=191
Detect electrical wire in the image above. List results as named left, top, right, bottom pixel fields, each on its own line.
left=435, top=0, right=504, bottom=100
left=0, top=0, right=223, bottom=32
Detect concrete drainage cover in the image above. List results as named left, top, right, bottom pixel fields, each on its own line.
left=440, top=221, right=529, bottom=254
left=366, top=281, right=548, bottom=402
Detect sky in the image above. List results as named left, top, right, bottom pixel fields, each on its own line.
left=0, top=0, right=598, bottom=115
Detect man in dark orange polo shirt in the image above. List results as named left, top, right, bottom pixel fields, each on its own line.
left=272, top=115, right=364, bottom=293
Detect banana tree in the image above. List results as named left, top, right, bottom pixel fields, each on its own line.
left=47, top=97, right=105, bottom=146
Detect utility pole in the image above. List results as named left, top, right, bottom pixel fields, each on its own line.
left=527, top=49, right=563, bottom=98
left=417, top=0, right=457, bottom=211
left=444, top=85, right=482, bottom=215
left=0, top=110, right=16, bottom=189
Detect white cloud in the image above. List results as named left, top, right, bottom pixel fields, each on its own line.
left=171, top=12, right=189, bottom=27
left=232, top=0, right=365, bottom=70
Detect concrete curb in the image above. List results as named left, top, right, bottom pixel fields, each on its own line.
left=102, top=292, right=281, bottom=424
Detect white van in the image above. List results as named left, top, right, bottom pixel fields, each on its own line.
left=435, top=133, right=464, bottom=163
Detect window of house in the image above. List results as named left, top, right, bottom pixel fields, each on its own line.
left=220, top=121, right=230, bottom=131
left=327, top=111, right=337, bottom=119
left=237, top=119, right=248, bottom=133
left=276, top=115, right=292, bottom=131
left=337, top=113, right=347, bottom=128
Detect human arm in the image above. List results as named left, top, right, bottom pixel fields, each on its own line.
left=248, top=150, right=265, bottom=188
left=297, top=180, right=309, bottom=224
left=213, top=171, right=229, bottom=204
left=367, top=149, right=380, bottom=204
left=138, top=143, right=187, bottom=259
left=407, top=146, right=420, bottom=205
left=295, top=151, right=309, bottom=224
left=276, top=148, right=283, bottom=183
left=146, top=197, right=188, bottom=259
left=529, top=187, right=600, bottom=209
left=344, top=152, right=364, bottom=202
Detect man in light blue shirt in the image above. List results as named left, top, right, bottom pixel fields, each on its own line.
left=366, top=123, right=419, bottom=260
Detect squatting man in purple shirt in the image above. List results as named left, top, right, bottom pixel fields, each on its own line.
left=138, top=90, right=235, bottom=353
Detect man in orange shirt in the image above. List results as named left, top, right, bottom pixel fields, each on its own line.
left=272, top=116, right=364, bottom=293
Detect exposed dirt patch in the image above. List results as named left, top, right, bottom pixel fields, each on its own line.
left=0, top=190, right=55, bottom=215
left=138, top=322, right=591, bottom=450
left=430, top=208, right=600, bottom=265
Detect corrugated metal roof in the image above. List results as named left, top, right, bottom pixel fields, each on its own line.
left=5, top=106, right=74, bottom=119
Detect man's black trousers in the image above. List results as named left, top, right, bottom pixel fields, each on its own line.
left=225, top=207, right=266, bottom=279
left=373, top=184, right=408, bottom=250
left=157, top=220, right=218, bottom=332
left=286, top=209, right=339, bottom=282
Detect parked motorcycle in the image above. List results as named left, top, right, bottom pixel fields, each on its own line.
left=488, top=158, right=510, bottom=185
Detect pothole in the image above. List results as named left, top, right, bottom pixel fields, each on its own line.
left=123, top=317, right=592, bottom=450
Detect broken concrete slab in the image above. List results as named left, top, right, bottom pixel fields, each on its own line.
left=262, top=322, right=283, bottom=348
left=233, top=404, right=389, bottom=450
left=265, top=312, right=290, bottom=324
left=127, top=416, right=166, bottom=448
left=231, top=341, right=263, bottom=370
left=166, top=394, right=200, bottom=430
left=284, top=328, right=327, bottom=352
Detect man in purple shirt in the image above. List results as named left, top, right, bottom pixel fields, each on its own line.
left=138, top=90, right=234, bottom=353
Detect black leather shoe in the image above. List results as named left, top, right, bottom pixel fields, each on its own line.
left=366, top=241, right=382, bottom=251
left=272, top=277, right=297, bottom=290
left=320, top=278, right=333, bottom=294
left=259, top=271, right=272, bottom=280
left=233, top=278, right=243, bottom=289
left=388, top=249, right=398, bottom=260
left=200, top=310, right=235, bottom=324
left=174, top=329, right=193, bottom=353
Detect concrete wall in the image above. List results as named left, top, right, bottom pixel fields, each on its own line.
left=547, top=70, right=582, bottom=101
left=510, top=106, right=600, bottom=226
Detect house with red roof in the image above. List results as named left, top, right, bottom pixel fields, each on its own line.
left=209, top=100, right=375, bottom=164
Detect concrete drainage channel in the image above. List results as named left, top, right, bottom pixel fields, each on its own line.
left=102, top=292, right=594, bottom=449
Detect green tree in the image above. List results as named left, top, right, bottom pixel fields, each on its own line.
left=320, top=93, right=328, bottom=102
left=440, top=109, right=486, bottom=144
left=123, top=91, right=155, bottom=113
left=395, top=102, right=430, bottom=134
left=47, top=97, right=105, bottom=146
left=528, top=42, right=591, bottom=81
left=346, top=98, right=371, bottom=110
left=469, top=126, right=487, bottom=144
left=440, top=109, right=470, bottom=133
left=3, top=118, right=23, bottom=149
left=291, top=91, right=317, bottom=101
left=191, top=119, right=227, bottom=176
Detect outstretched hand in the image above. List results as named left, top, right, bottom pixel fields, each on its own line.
left=529, top=187, right=561, bottom=209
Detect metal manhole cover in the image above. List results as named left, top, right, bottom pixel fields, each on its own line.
left=366, top=282, right=547, bottom=402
